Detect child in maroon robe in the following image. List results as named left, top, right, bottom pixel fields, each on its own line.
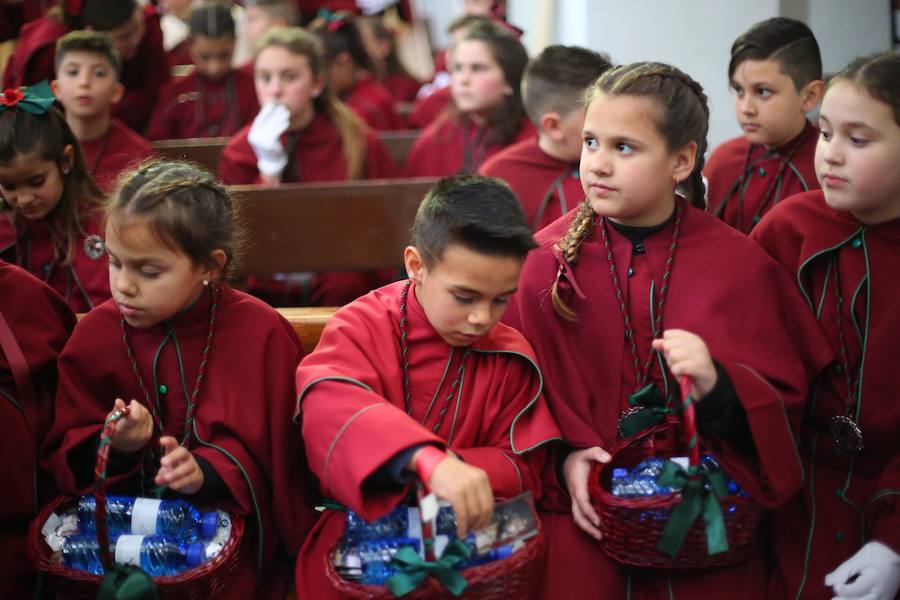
left=4, top=0, right=170, bottom=133
left=294, top=176, right=560, bottom=598
left=705, top=18, right=824, bottom=233
left=0, top=262, right=75, bottom=598
left=752, top=52, right=900, bottom=600
left=147, top=3, right=259, bottom=141
left=357, top=15, right=421, bottom=103
left=406, top=20, right=534, bottom=178
left=480, top=45, right=610, bottom=231
left=52, top=31, right=155, bottom=194
left=42, top=160, right=318, bottom=600
left=502, top=63, right=832, bottom=600
left=0, top=83, right=110, bottom=313
left=309, top=10, right=403, bottom=131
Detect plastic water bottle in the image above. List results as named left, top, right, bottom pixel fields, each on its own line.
left=61, top=534, right=207, bottom=576
left=77, top=496, right=219, bottom=543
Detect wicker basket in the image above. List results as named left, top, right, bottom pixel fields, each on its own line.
left=589, top=376, right=764, bottom=569
left=27, top=408, right=245, bottom=599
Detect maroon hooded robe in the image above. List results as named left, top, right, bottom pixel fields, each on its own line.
left=43, top=286, right=318, bottom=599
left=0, top=212, right=110, bottom=313
left=146, top=68, right=259, bottom=141
left=503, top=202, right=832, bottom=599
left=0, top=261, right=75, bottom=598
left=752, top=190, right=900, bottom=600
left=409, top=85, right=451, bottom=129
left=294, top=280, right=560, bottom=598
left=405, top=112, right=535, bottom=178
left=705, top=122, right=819, bottom=234
left=343, top=74, right=404, bottom=131
left=479, top=136, right=582, bottom=232
left=80, top=118, right=155, bottom=193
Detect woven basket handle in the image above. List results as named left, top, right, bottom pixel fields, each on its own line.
left=94, top=406, right=131, bottom=570
left=678, top=375, right=700, bottom=469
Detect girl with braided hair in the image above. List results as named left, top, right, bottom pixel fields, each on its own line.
left=503, top=62, right=832, bottom=598
left=43, top=159, right=318, bottom=599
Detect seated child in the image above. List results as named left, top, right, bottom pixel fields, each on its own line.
left=147, top=2, right=259, bottom=140
left=0, top=82, right=110, bottom=312
left=43, top=159, right=318, bottom=600
left=52, top=30, right=155, bottom=193
left=705, top=17, right=824, bottom=233
left=4, top=0, right=170, bottom=133
left=235, top=0, right=300, bottom=68
left=480, top=44, right=611, bottom=231
left=405, top=20, right=534, bottom=177
left=357, top=15, right=421, bottom=103
left=294, top=175, right=560, bottom=598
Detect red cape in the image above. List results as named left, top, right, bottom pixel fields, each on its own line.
left=0, top=261, right=75, bottom=597
left=294, top=280, right=560, bottom=598
left=405, top=112, right=536, bottom=177
left=705, top=123, right=819, bottom=234
left=503, top=203, right=832, bottom=599
left=43, top=286, right=318, bottom=599
left=0, top=212, right=111, bottom=313
left=383, top=72, right=421, bottom=103
left=146, top=69, right=260, bottom=141
left=479, top=136, right=583, bottom=231
left=218, top=111, right=399, bottom=185
left=409, top=85, right=451, bottom=129
left=81, top=118, right=155, bottom=193
left=752, top=190, right=900, bottom=599
left=343, top=74, right=404, bottom=131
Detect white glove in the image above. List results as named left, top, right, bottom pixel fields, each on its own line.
left=825, top=541, right=900, bottom=600
left=356, top=0, right=398, bottom=15
left=248, top=102, right=291, bottom=177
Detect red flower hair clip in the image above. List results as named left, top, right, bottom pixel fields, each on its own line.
left=0, top=82, right=56, bottom=115
left=0, top=89, right=24, bottom=108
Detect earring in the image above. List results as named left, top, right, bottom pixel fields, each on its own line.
left=203, top=279, right=209, bottom=286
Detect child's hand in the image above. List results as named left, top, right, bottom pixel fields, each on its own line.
left=421, top=453, right=494, bottom=538
left=155, top=436, right=204, bottom=495
left=563, top=446, right=610, bottom=540
left=109, top=398, right=153, bottom=453
left=652, top=329, right=718, bottom=399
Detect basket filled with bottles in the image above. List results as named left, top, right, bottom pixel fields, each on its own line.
left=326, top=491, right=542, bottom=599
left=27, top=407, right=244, bottom=599
left=588, top=376, right=764, bottom=569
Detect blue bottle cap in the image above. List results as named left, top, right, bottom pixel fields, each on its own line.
left=612, top=468, right=628, bottom=478
left=186, top=543, right=206, bottom=569
left=492, top=545, right=513, bottom=560
left=201, top=512, right=219, bottom=540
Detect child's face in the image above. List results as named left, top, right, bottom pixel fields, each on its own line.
left=106, top=216, right=212, bottom=329
left=451, top=40, right=508, bottom=119
left=404, top=242, right=523, bottom=347
left=730, top=58, right=814, bottom=147
left=191, top=35, right=235, bottom=82
left=816, top=80, right=900, bottom=225
left=255, top=46, right=323, bottom=128
left=0, top=150, right=71, bottom=221
left=53, top=51, right=123, bottom=119
left=580, top=92, right=695, bottom=227
left=101, top=6, right=145, bottom=61
left=244, top=6, right=278, bottom=44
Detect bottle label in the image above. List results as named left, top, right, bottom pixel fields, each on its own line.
left=131, top=498, right=162, bottom=535
left=115, top=535, right=145, bottom=566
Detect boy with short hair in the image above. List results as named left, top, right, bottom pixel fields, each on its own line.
left=147, top=2, right=259, bottom=140
left=479, top=45, right=611, bottom=231
left=4, top=0, right=170, bottom=133
left=293, top=175, right=560, bottom=598
left=52, top=31, right=154, bottom=193
left=705, top=17, right=824, bottom=233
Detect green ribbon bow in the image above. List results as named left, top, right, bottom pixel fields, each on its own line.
left=655, top=459, right=730, bottom=557
left=386, top=538, right=472, bottom=597
left=0, top=81, right=55, bottom=115
left=97, top=564, right=160, bottom=600
left=618, top=383, right=671, bottom=438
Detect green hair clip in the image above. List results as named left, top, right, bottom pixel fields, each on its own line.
left=0, top=80, right=56, bottom=115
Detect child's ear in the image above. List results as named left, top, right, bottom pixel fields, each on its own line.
left=403, top=245, right=425, bottom=284
left=539, top=112, right=563, bottom=141
left=203, top=249, right=228, bottom=281
left=61, top=144, right=75, bottom=175
left=110, top=82, right=125, bottom=105
left=671, top=140, right=698, bottom=185
left=800, top=79, right=825, bottom=113
left=50, top=79, right=60, bottom=99
left=311, top=73, right=326, bottom=98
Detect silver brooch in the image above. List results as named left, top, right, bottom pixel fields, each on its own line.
left=83, top=234, right=106, bottom=260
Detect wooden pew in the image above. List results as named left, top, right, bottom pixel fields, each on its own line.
left=229, top=177, right=439, bottom=276
left=279, top=306, right=336, bottom=353
left=151, top=129, right=421, bottom=173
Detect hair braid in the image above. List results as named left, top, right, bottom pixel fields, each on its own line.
left=550, top=199, right=596, bottom=320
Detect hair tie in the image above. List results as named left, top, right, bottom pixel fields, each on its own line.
left=317, top=8, right=350, bottom=32
left=0, top=81, right=55, bottom=115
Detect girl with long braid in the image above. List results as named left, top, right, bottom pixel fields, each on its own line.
left=503, top=62, right=831, bottom=598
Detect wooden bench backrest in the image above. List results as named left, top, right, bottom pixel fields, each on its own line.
left=279, top=306, right=336, bottom=353
left=230, top=177, right=438, bottom=275
left=151, top=129, right=420, bottom=173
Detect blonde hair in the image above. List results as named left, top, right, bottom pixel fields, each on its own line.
left=256, top=27, right=367, bottom=179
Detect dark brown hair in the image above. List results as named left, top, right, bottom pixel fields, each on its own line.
left=522, top=44, right=612, bottom=125
left=828, top=51, right=900, bottom=126
left=550, top=62, right=710, bottom=320
left=55, top=30, right=122, bottom=79
left=190, top=2, right=236, bottom=39
left=108, top=160, right=242, bottom=280
left=729, top=17, right=822, bottom=91
left=0, top=105, right=105, bottom=267
left=309, top=10, right=376, bottom=74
